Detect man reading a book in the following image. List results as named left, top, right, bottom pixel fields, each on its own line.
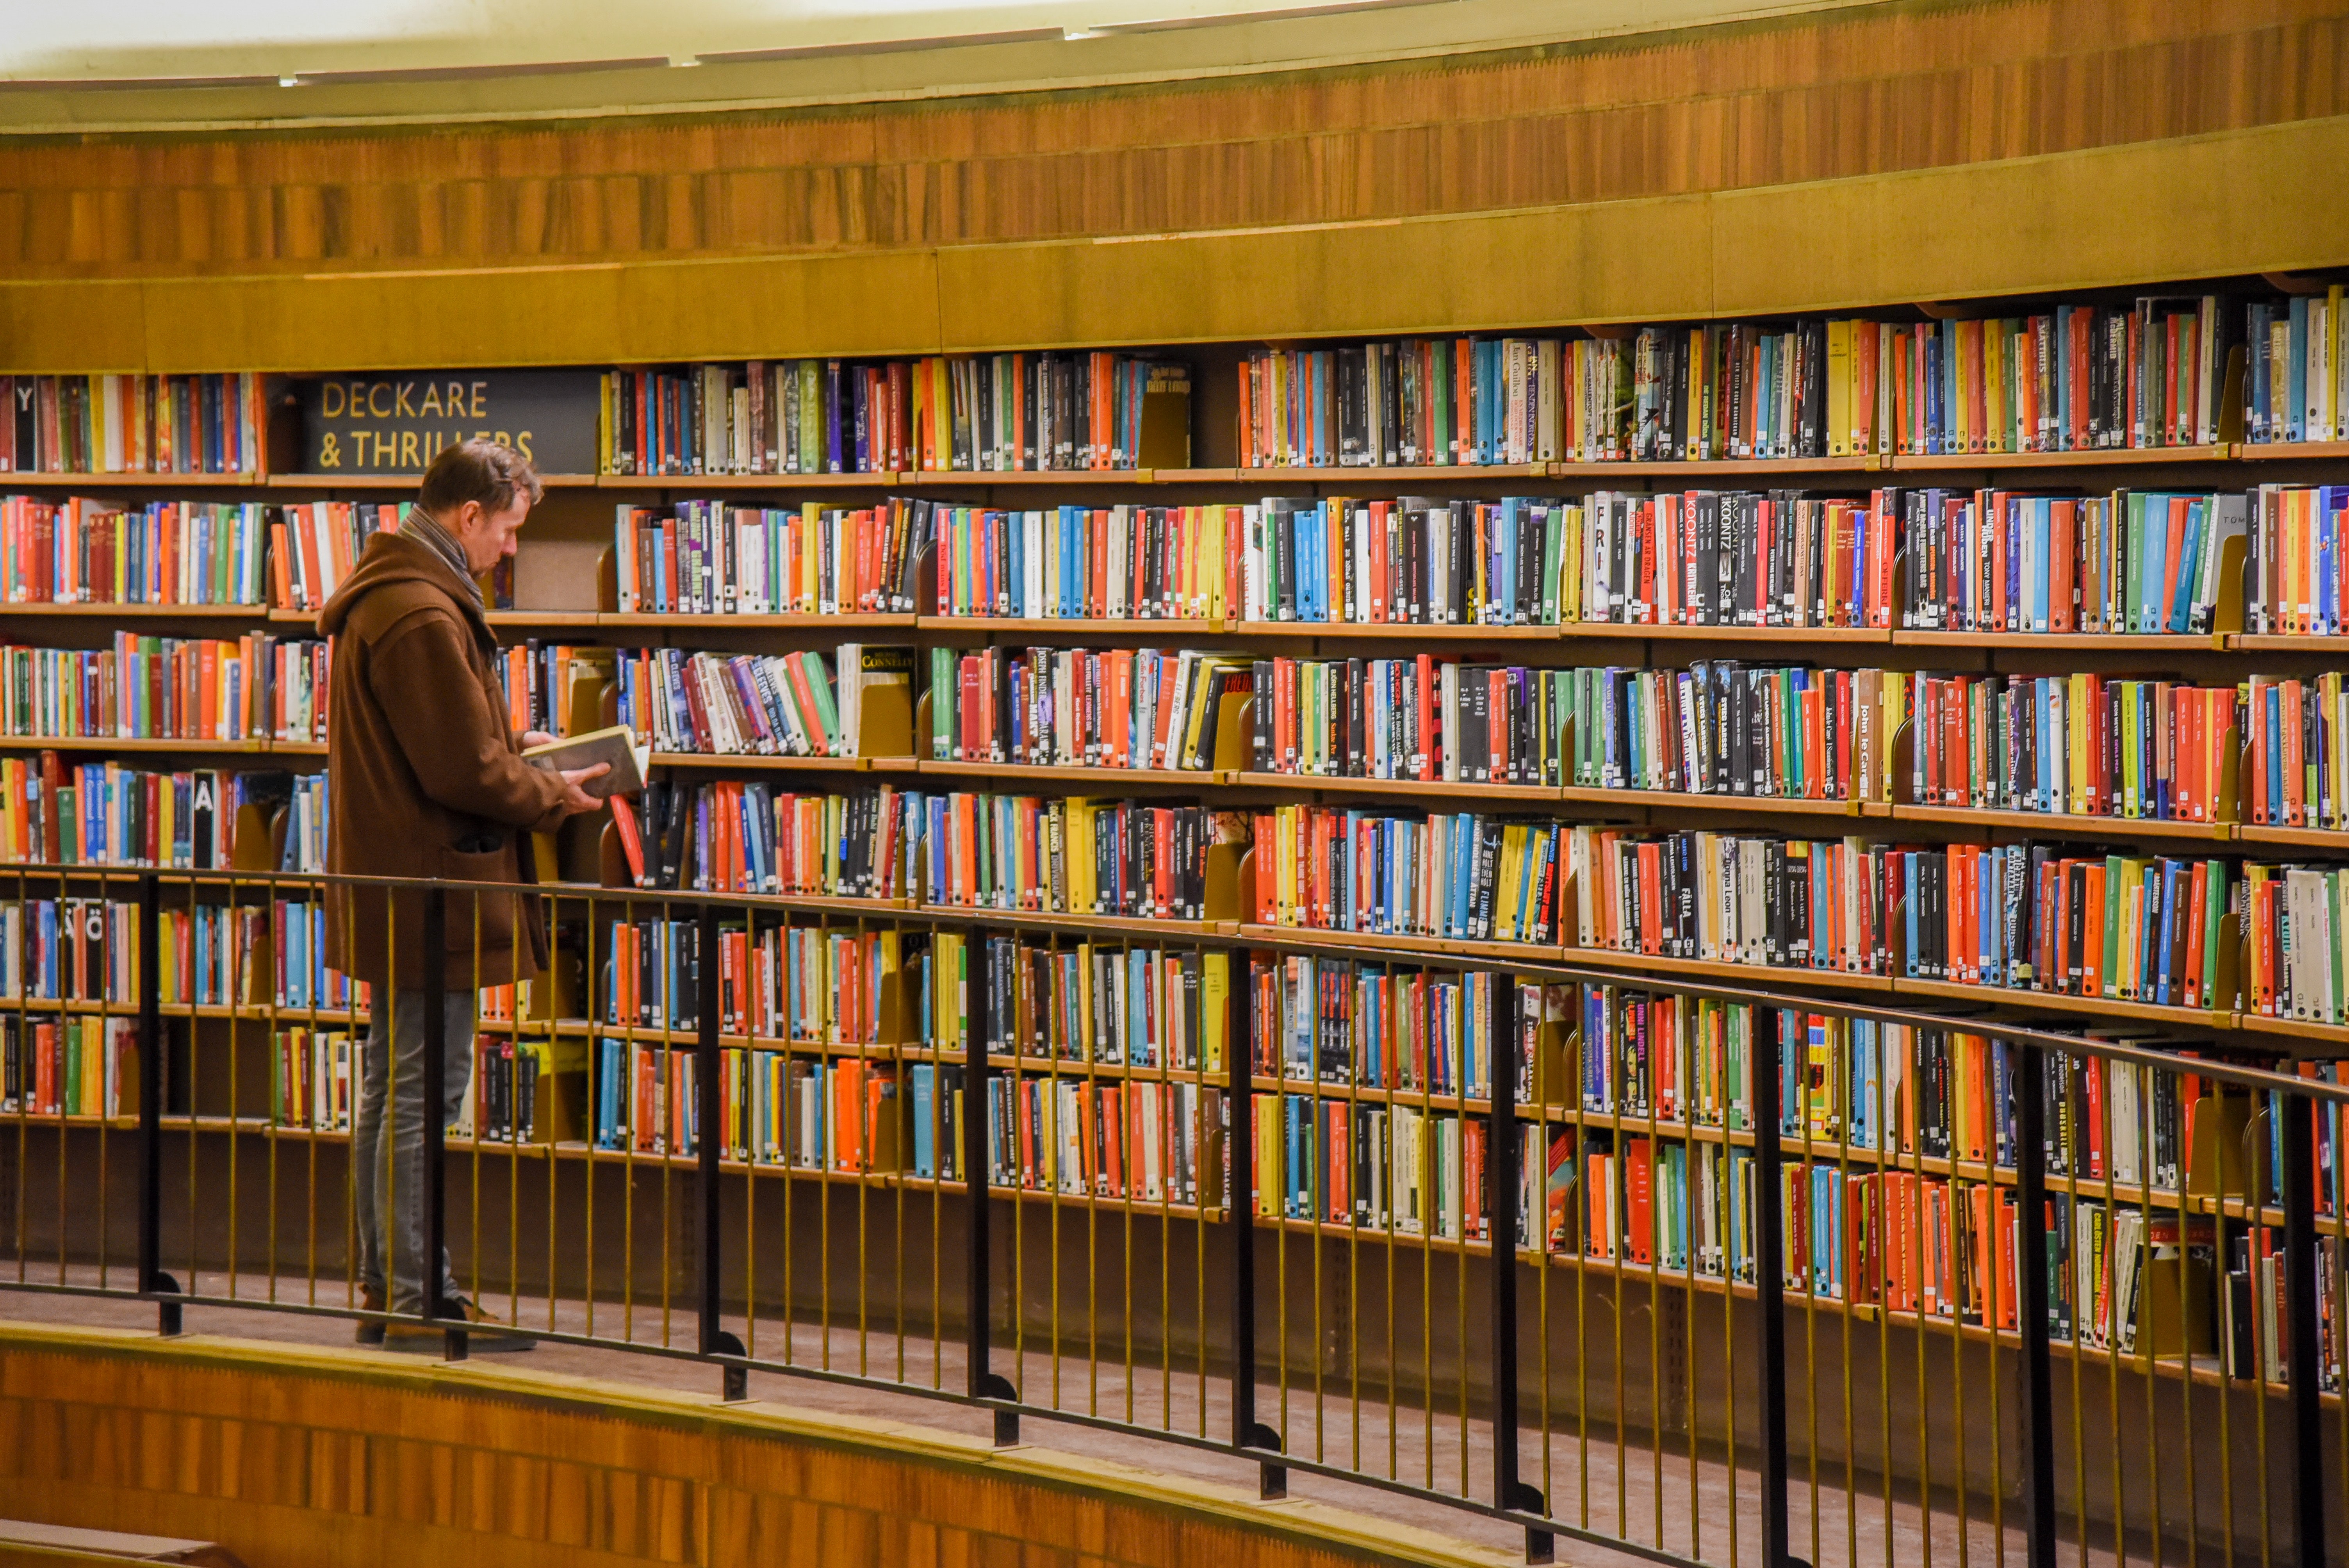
left=321, top=438, right=608, bottom=1347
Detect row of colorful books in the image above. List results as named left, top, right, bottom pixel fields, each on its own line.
left=1, top=496, right=272, bottom=605
left=2244, top=292, right=2349, bottom=445
left=599, top=353, right=1187, bottom=478
left=21, top=294, right=2348, bottom=483
left=0, top=757, right=250, bottom=868
left=0, top=893, right=362, bottom=1012
left=1565, top=829, right=2237, bottom=991
left=611, top=643, right=909, bottom=759
left=924, top=646, right=1247, bottom=773
left=269, top=1026, right=355, bottom=1132
left=916, top=487, right=2263, bottom=634
left=0, top=632, right=353, bottom=748
left=0, top=373, right=266, bottom=477
left=0, top=1013, right=135, bottom=1117
left=623, top=783, right=1242, bottom=914
left=2, top=483, right=2319, bottom=650
left=589, top=1035, right=1226, bottom=1208
left=2, top=635, right=264, bottom=743
left=1252, top=805, right=1562, bottom=945
left=33, top=636, right=2330, bottom=845
left=617, top=780, right=911, bottom=897
left=600, top=917, right=905, bottom=1042
left=1234, top=304, right=2252, bottom=467
left=645, top=479, right=2324, bottom=638
left=611, top=499, right=925, bottom=615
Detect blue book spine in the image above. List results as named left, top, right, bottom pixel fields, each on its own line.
left=911, top=1064, right=935, bottom=1176
left=1904, top=855, right=1922, bottom=978
left=2322, top=502, right=2339, bottom=634
left=1006, top=510, right=1023, bottom=617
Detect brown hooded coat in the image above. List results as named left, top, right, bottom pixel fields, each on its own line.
left=319, top=527, right=568, bottom=989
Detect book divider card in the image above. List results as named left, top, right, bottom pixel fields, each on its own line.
left=229, top=800, right=286, bottom=1021
left=596, top=542, right=620, bottom=620
left=1202, top=690, right=1255, bottom=923
left=2212, top=526, right=2249, bottom=640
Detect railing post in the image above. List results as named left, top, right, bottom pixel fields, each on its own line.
left=420, top=884, right=463, bottom=1361
left=2012, top=1041, right=2056, bottom=1568
left=698, top=899, right=747, bottom=1399
left=1488, top=974, right=1551, bottom=1563
left=1227, top=955, right=1283, bottom=1499
left=136, top=871, right=179, bottom=1335
left=963, top=926, right=1017, bottom=1443
left=1750, top=1006, right=1802, bottom=1568
left=2281, top=1089, right=2327, bottom=1568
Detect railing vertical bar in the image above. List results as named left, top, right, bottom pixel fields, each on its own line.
left=136, top=870, right=178, bottom=1335
left=965, top=925, right=1016, bottom=1444
left=2012, top=1039, right=2056, bottom=1568
left=698, top=898, right=747, bottom=1399
left=1751, top=1003, right=1795, bottom=1568
left=1227, top=951, right=1282, bottom=1498
left=1488, top=974, right=1551, bottom=1563
left=2280, top=1089, right=2325, bottom=1568
left=421, top=884, right=462, bottom=1360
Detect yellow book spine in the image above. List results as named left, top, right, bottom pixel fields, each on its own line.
left=1201, top=505, right=1224, bottom=619
left=1826, top=320, right=1852, bottom=458
left=800, top=501, right=822, bottom=612
left=1200, top=951, right=1228, bottom=1074
left=1275, top=807, right=1297, bottom=926
left=2068, top=672, right=2091, bottom=814
left=598, top=374, right=613, bottom=473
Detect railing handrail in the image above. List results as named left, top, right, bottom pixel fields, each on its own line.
left=9, top=859, right=2344, bottom=1107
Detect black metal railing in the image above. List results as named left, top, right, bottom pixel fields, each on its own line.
left=2, top=861, right=2343, bottom=1568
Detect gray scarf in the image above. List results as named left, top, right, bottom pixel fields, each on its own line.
left=402, top=504, right=480, bottom=600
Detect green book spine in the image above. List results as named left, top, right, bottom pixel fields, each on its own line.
left=929, top=645, right=955, bottom=760
left=2204, top=859, right=2226, bottom=1006
left=800, top=652, right=842, bottom=755
left=2120, top=684, right=2140, bottom=818
left=798, top=361, right=821, bottom=475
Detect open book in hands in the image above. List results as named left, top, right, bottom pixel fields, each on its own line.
left=522, top=725, right=651, bottom=800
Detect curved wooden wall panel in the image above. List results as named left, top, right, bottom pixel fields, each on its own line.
left=0, top=0, right=2344, bottom=371
left=0, top=0, right=2342, bottom=276
left=2, top=115, right=2342, bottom=373
left=0, top=1324, right=1504, bottom=1568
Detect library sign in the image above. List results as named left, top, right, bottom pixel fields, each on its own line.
left=298, top=369, right=600, bottom=476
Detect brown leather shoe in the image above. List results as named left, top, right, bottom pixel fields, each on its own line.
left=355, top=1286, right=385, bottom=1347
left=383, top=1296, right=535, bottom=1353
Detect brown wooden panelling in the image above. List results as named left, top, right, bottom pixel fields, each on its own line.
left=0, top=0, right=2344, bottom=279
left=4, top=114, right=2343, bottom=372
left=0, top=1324, right=1511, bottom=1568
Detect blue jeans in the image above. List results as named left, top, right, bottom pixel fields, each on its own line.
left=354, top=988, right=474, bottom=1315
